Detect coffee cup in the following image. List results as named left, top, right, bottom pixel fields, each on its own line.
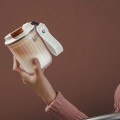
left=4, top=21, right=63, bottom=73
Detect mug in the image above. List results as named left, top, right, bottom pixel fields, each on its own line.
left=4, top=21, right=63, bottom=73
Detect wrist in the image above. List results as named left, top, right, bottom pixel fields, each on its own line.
left=33, top=77, right=56, bottom=105
left=43, top=90, right=56, bottom=105
left=36, top=88, right=56, bottom=105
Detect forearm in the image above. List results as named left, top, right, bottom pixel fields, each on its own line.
left=46, top=92, right=88, bottom=120
left=32, top=77, right=88, bottom=120
left=32, top=76, right=56, bottom=105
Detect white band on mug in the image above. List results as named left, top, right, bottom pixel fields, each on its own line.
left=36, top=23, right=63, bottom=56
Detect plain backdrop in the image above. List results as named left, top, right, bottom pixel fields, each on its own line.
left=0, top=0, right=120, bottom=120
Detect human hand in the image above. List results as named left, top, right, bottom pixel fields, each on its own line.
left=13, top=56, right=56, bottom=105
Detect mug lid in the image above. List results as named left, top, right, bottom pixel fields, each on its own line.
left=4, top=22, right=34, bottom=45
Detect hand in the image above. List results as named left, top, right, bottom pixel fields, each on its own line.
left=13, top=56, right=56, bottom=105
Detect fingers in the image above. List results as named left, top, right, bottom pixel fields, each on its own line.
left=13, top=57, right=43, bottom=83
left=13, top=56, right=34, bottom=74
left=32, top=58, right=43, bottom=76
left=13, top=56, right=20, bottom=71
left=12, top=56, right=25, bottom=74
left=42, top=68, right=45, bottom=72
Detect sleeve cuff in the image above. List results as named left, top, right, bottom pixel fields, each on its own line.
left=45, top=92, right=88, bottom=120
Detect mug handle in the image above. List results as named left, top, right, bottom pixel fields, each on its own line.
left=36, top=23, right=63, bottom=56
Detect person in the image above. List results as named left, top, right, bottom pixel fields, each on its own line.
left=12, top=57, right=120, bottom=120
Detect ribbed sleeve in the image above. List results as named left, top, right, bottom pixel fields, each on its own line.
left=114, top=84, right=120, bottom=112
left=45, top=92, right=88, bottom=120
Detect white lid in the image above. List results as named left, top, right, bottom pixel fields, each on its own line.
left=4, top=22, right=34, bottom=45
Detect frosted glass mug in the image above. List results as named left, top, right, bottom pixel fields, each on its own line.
left=4, top=22, right=63, bottom=73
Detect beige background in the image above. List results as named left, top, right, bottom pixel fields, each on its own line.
left=0, top=0, right=120, bottom=120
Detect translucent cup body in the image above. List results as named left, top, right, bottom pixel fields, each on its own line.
left=7, top=28, right=52, bottom=73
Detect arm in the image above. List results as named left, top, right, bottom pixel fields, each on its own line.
left=46, top=92, right=88, bottom=120
left=113, top=84, right=120, bottom=112
left=13, top=57, right=88, bottom=120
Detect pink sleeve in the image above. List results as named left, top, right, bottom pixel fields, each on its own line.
left=45, top=92, right=88, bottom=120
left=113, top=84, right=120, bottom=112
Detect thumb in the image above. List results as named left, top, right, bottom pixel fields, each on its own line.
left=32, top=58, right=43, bottom=76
